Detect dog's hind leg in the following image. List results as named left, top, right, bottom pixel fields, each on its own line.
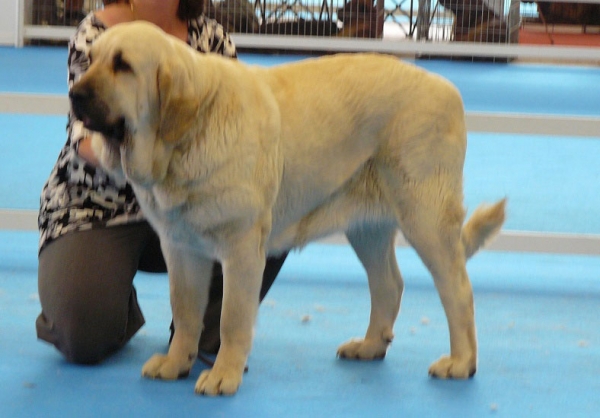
left=337, top=224, right=403, bottom=360
left=396, top=185, right=477, bottom=379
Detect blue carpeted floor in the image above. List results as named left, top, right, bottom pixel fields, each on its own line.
left=1, top=46, right=599, bottom=417
left=1, top=232, right=599, bottom=417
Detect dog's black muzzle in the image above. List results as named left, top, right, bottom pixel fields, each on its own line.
left=69, top=85, right=126, bottom=145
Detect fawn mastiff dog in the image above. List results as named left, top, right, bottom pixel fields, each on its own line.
left=70, top=21, right=506, bottom=396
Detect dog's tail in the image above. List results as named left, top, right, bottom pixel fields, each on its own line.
left=462, top=198, right=507, bottom=259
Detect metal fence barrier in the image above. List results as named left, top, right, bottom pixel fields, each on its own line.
left=18, top=0, right=600, bottom=62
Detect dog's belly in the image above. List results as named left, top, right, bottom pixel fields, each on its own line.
left=268, top=207, right=364, bottom=254
left=267, top=161, right=396, bottom=253
left=263, top=110, right=388, bottom=250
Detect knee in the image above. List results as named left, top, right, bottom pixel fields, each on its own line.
left=36, top=306, right=128, bottom=365
left=61, top=321, right=123, bottom=365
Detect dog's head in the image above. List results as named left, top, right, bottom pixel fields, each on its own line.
left=70, top=21, right=199, bottom=186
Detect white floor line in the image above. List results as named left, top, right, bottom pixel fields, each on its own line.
left=1, top=209, right=599, bottom=255
left=0, top=93, right=69, bottom=115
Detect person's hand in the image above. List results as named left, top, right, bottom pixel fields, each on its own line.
left=78, top=136, right=101, bottom=166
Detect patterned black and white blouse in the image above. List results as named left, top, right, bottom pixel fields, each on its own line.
left=38, top=13, right=237, bottom=252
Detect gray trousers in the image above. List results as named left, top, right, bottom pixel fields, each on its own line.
left=36, top=221, right=286, bottom=364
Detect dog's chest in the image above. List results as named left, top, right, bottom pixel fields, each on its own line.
left=133, top=181, right=261, bottom=250
left=133, top=184, right=210, bottom=242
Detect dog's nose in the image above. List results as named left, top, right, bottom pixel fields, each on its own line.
left=69, top=85, right=94, bottom=122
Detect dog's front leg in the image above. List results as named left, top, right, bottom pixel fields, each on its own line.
left=142, top=245, right=212, bottom=380
left=195, top=227, right=266, bottom=396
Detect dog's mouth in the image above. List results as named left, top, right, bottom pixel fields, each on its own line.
left=98, top=117, right=127, bottom=148
left=81, top=115, right=127, bottom=152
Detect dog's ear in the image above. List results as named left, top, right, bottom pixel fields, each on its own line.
left=157, top=63, right=198, bottom=144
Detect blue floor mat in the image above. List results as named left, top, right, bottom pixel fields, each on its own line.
left=1, top=232, right=599, bottom=417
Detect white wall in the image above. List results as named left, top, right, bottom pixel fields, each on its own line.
left=0, top=1, right=19, bottom=46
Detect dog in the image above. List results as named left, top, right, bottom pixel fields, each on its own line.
left=70, top=21, right=506, bottom=396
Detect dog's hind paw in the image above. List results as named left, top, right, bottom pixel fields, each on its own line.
left=195, top=367, right=243, bottom=396
left=428, top=355, right=476, bottom=379
left=142, top=354, right=191, bottom=380
left=337, top=338, right=389, bottom=360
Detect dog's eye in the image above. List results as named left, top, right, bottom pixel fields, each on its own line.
left=112, top=51, right=132, bottom=73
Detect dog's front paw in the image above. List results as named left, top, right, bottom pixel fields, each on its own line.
left=195, top=366, right=243, bottom=396
left=428, top=355, right=476, bottom=379
left=337, top=338, right=389, bottom=360
left=142, top=354, right=191, bottom=380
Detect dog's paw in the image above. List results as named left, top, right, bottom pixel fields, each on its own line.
left=142, top=354, right=191, bottom=380
left=337, top=338, right=389, bottom=360
left=428, top=355, right=476, bottom=379
left=194, top=367, right=243, bottom=396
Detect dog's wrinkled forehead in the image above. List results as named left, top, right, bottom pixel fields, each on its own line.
left=89, top=21, right=168, bottom=67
